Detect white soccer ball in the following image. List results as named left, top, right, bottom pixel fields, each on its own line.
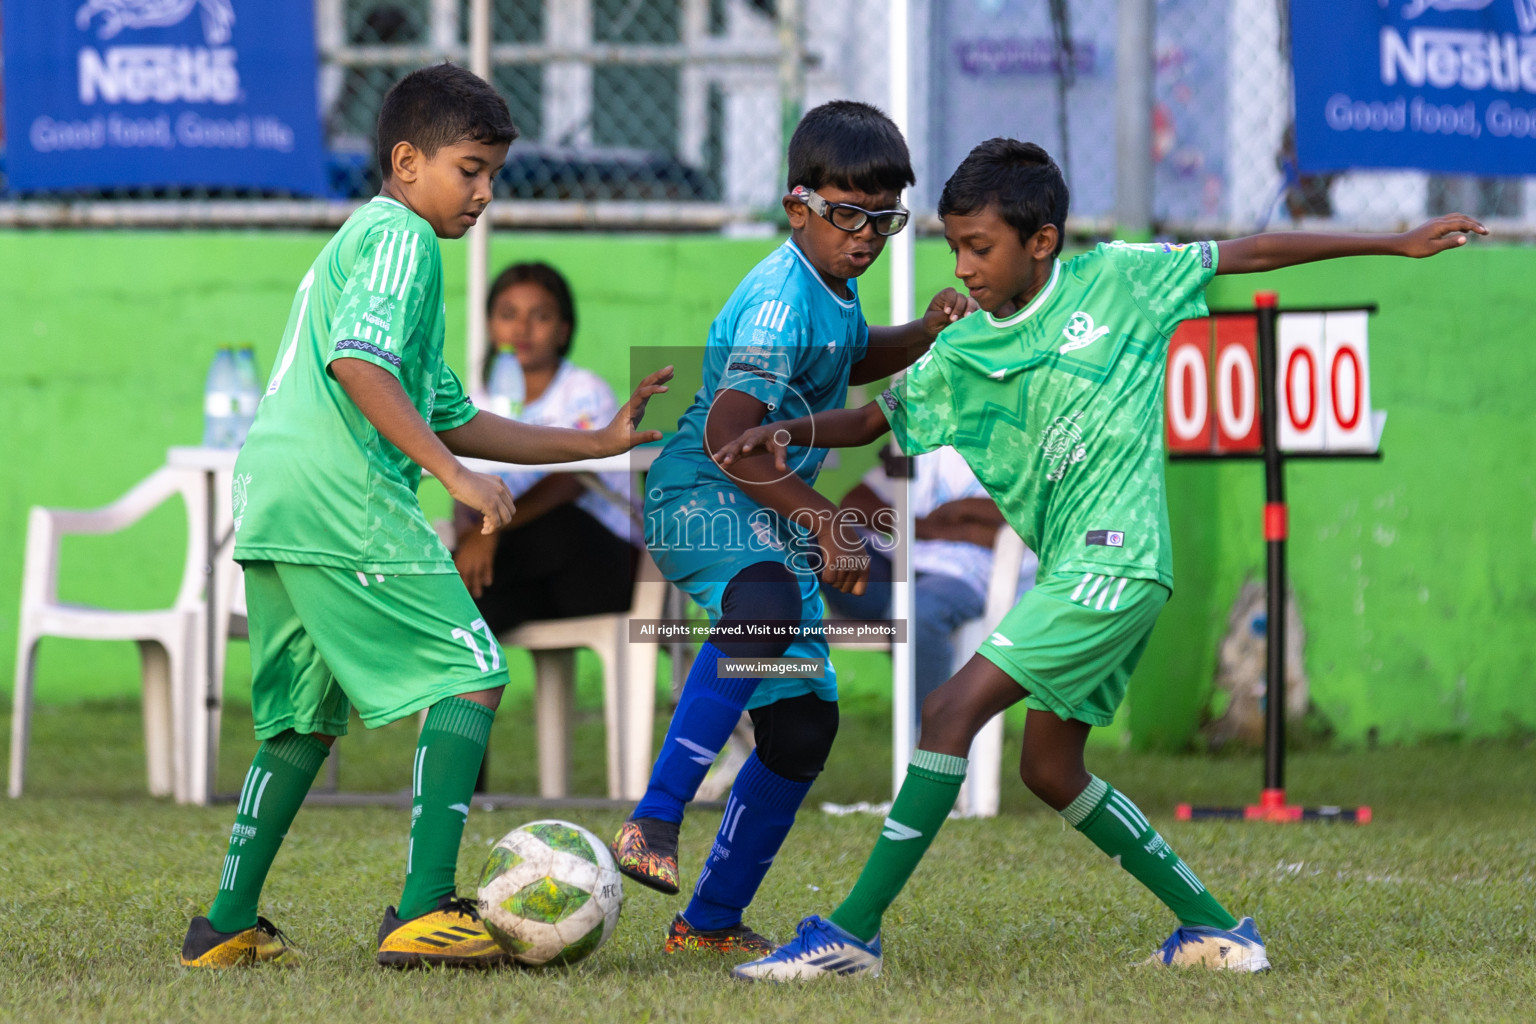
left=476, top=819, right=624, bottom=966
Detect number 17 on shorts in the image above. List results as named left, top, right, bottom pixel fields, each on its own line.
left=245, top=562, right=511, bottom=735
left=451, top=618, right=501, bottom=674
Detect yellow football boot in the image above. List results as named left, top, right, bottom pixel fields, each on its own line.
left=376, top=895, right=510, bottom=968
left=179, top=915, right=301, bottom=968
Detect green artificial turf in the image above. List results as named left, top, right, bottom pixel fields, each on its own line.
left=2, top=692, right=1534, bottom=1023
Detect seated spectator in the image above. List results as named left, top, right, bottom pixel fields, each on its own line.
left=821, top=445, right=1038, bottom=711
left=453, top=262, right=638, bottom=634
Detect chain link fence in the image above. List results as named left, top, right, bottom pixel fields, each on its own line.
left=1, top=0, right=1533, bottom=234
left=323, top=0, right=762, bottom=208
left=320, top=0, right=897, bottom=219
left=927, top=0, right=1535, bottom=236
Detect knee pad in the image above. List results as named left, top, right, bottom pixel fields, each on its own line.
left=713, top=561, right=802, bottom=658
left=749, top=694, right=839, bottom=782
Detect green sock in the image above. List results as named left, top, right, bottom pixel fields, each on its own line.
left=397, top=697, right=494, bottom=921
left=206, top=730, right=329, bottom=933
left=1064, top=775, right=1238, bottom=930
left=829, top=749, right=968, bottom=943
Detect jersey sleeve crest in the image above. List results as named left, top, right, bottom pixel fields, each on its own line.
left=716, top=298, right=808, bottom=413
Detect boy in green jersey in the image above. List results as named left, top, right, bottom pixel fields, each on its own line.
left=179, top=64, right=671, bottom=970
left=715, top=138, right=1486, bottom=980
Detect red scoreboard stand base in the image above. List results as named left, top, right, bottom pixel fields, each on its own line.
left=1175, top=789, right=1372, bottom=825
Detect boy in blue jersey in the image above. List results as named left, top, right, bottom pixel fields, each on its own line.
left=611, top=100, right=977, bottom=954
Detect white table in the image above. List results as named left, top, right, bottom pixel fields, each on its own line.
left=165, top=446, right=239, bottom=805
left=165, top=443, right=662, bottom=805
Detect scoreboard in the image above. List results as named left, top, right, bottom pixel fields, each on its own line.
left=1167, top=295, right=1376, bottom=824
left=1166, top=307, right=1383, bottom=456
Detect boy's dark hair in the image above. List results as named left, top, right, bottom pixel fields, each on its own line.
left=480, top=262, right=577, bottom=384
left=376, top=63, right=518, bottom=178
left=787, top=100, right=915, bottom=196
left=938, top=139, right=1070, bottom=256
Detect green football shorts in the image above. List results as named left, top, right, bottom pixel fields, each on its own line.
left=242, top=561, right=510, bottom=740
left=977, top=570, right=1170, bottom=727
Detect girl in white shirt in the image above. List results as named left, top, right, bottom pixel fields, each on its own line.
left=453, top=262, right=638, bottom=634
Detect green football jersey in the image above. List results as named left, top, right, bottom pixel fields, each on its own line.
left=880, top=240, right=1218, bottom=589
left=232, top=196, right=478, bottom=574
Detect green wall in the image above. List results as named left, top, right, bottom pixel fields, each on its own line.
left=1, top=231, right=1531, bottom=748
left=1130, top=247, right=1536, bottom=747
left=0, top=230, right=922, bottom=706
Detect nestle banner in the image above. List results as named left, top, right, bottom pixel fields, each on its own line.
left=3, top=0, right=325, bottom=194
left=1293, top=0, right=1536, bottom=176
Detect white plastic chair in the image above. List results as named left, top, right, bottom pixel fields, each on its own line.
left=949, top=527, right=1028, bottom=818
left=501, top=546, right=669, bottom=801
left=824, top=526, right=1030, bottom=818
left=10, top=467, right=213, bottom=802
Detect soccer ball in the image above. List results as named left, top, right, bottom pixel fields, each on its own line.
left=476, top=819, right=624, bottom=966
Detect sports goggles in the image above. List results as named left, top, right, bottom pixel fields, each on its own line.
left=789, top=185, right=909, bottom=236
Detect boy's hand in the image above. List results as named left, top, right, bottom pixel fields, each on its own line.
left=815, top=520, right=870, bottom=595
left=713, top=424, right=791, bottom=472
left=445, top=467, right=516, bottom=533
left=596, top=365, right=673, bottom=456
left=1398, top=214, right=1488, bottom=257
left=920, top=287, right=981, bottom=340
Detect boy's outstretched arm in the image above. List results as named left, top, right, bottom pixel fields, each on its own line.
left=850, top=287, right=979, bottom=384
left=714, top=400, right=890, bottom=474
left=1216, top=214, right=1487, bottom=275
left=332, top=358, right=515, bottom=534
left=440, top=365, right=672, bottom=464
left=705, top=389, right=877, bottom=594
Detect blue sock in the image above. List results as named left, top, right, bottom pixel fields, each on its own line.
left=683, top=752, right=812, bottom=931
left=631, top=643, right=758, bottom=823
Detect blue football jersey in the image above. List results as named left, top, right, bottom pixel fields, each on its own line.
left=647, top=239, right=870, bottom=506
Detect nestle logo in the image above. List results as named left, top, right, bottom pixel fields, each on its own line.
left=78, top=46, right=240, bottom=105
left=77, top=0, right=236, bottom=45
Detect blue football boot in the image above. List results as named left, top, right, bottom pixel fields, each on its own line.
left=731, top=915, right=881, bottom=982
left=1148, top=916, right=1270, bottom=972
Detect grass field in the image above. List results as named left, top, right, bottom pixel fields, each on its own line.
left=3, top=687, right=1534, bottom=1024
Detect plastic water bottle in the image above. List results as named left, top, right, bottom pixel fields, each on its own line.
left=232, top=345, right=262, bottom=446
left=202, top=346, right=239, bottom=448
left=488, top=347, right=525, bottom=419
